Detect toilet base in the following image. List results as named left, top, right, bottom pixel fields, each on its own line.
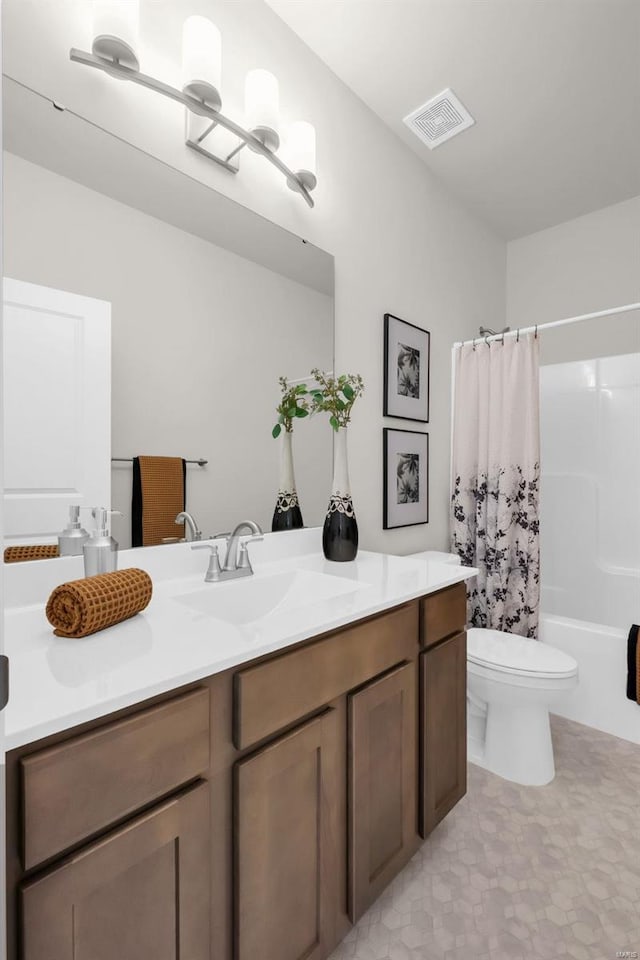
left=484, top=701, right=555, bottom=786
left=466, top=628, right=578, bottom=787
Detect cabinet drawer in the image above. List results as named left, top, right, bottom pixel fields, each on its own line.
left=21, top=687, right=210, bottom=870
left=234, top=602, right=419, bottom=749
left=421, top=582, right=466, bottom=649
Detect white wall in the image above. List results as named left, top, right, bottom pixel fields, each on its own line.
left=3, top=153, right=333, bottom=547
left=2, top=0, right=506, bottom=554
left=507, top=197, right=640, bottom=365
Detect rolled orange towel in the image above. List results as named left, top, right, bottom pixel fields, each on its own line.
left=5, top=545, right=60, bottom=563
left=46, top=568, right=153, bottom=638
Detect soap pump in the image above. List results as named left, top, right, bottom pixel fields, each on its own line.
left=58, top=505, right=90, bottom=557
left=83, top=508, right=121, bottom=578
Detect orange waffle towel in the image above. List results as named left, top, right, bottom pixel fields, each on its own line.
left=5, top=545, right=60, bottom=563
left=132, top=456, right=186, bottom=547
left=46, top=568, right=153, bottom=638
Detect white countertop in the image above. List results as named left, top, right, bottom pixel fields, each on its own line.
left=2, top=529, right=476, bottom=751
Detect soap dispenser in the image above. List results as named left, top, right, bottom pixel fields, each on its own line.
left=58, top=505, right=90, bottom=557
left=83, top=508, right=120, bottom=577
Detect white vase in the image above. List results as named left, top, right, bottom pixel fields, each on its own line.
left=272, top=429, right=303, bottom=531
left=323, top=427, right=358, bottom=561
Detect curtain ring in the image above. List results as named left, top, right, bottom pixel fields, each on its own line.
left=516, top=328, right=520, bottom=342
left=484, top=335, right=490, bottom=347
left=500, top=332, right=505, bottom=345
left=472, top=338, right=476, bottom=351
left=534, top=324, right=538, bottom=339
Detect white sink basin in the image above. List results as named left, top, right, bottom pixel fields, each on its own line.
left=174, top=569, right=362, bottom=625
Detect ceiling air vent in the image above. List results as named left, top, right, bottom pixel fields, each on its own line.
left=403, top=88, right=474, bottom=149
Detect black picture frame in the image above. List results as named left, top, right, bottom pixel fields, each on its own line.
left=383, top=313, right=430, bottom=423
left=383, top=428, right=429, bottom=529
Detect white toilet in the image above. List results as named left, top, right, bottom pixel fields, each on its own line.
left=466, top=628, right=578, bottom=786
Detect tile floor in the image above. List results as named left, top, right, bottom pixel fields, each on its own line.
left=330, top=716, right=640, bottom=960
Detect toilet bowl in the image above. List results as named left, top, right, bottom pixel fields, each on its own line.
left=467, top=627, right=578, bottom=786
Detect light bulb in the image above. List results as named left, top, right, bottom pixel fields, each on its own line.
left=182, top=16, right=222, bottom=112
left=245, top=69, right=280, bottom=151
left=92, top=0, right=140, bottom=71
left=284, top=121, right=317, bottom=192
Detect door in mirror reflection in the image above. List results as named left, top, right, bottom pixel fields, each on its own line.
left=2, top=278, right=111, bottom=547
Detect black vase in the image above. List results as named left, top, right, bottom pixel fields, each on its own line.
left=272, top=431, right=304, bottom=533
left=272, top=494, right=303, bottom=532
left=322, top=428, right=358, bottom=561
left=323, top=495, right=358, bottom=561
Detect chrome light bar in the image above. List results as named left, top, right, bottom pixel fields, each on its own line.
left=69, top=48, right=316, bottom=208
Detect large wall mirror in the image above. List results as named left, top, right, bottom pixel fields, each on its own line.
left=2, top=78, right=334, bottom=554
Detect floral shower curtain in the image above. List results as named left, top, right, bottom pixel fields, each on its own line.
left=451, top=334, right=540, bottom=638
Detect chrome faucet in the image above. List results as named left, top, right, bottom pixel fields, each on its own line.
left=175, top=511, right=202, bottom=542
left=192, top=520, right=263, bottom=583
left=223, top=520, right=263, bottom=572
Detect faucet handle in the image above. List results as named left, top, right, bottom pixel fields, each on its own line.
left=237, top=534, right=264, bottom=571
left=191, top=543, right=222, bottom=582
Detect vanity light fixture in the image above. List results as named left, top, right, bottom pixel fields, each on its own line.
left=70, top=7, right=317, bottom=207
left=245, top=69, right=280, bottom=152
left=181, top=15, right=222, bottom=112
left=91, top=0, right=140, bottom=72
left=283, top=121, right=318, bottom=193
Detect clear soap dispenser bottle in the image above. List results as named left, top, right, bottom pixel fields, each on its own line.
left=58, top=505, right=90, bottom=557
left=83, top=508, right=120, bottom=577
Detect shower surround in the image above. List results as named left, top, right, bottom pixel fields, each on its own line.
left=539, top=352, right=640, bottom=743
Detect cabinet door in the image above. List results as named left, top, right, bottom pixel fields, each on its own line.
left=21, top=782, right=210, bottom=960
left=421, top=631, right=467, bottom=837
left=348, top=662, right=417, bottom=922
left=235, top=710, right=339, bottom=960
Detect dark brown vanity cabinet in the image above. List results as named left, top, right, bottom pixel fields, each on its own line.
left=234, top=710, right=340, bottom=960
left=21, top=782, right=211, bottom=960
left=8, top=584, right=468, bottom=960
left=420, top=582, right=468, bottom=837
left=348, top=661, right=418, bottom=922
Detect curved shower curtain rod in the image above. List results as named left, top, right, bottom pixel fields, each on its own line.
left=454, top=302, right=640, bottom=348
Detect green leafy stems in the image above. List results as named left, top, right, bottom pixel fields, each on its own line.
left=271, top=376, right=310, bottom=439
left=309, top=369, right=365, bottom=432
left=272, top=371, right=365, bottom=439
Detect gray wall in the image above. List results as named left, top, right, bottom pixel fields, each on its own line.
left=507, top=196, right=640, bottom=365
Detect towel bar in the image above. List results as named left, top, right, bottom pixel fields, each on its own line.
left=112, top=457, right=208, bottom=467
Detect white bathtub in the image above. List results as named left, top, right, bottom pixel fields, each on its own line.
left=540, top=613, right=640, bottom=744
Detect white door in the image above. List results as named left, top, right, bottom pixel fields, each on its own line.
left=2, top=278, right=111, bottom=544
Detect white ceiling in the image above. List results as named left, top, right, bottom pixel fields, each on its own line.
left=267, top=0, right=640, bottom=239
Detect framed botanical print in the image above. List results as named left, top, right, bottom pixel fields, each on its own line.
left=383, top=313, right=430, bottom=422
left=383, top=428, right=429, bottom=529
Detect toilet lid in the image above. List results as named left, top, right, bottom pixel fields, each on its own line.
left=467, top=628, right=578, bottom=678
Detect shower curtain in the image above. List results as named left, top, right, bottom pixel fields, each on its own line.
left=451, top=334, right=540, bottom=638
